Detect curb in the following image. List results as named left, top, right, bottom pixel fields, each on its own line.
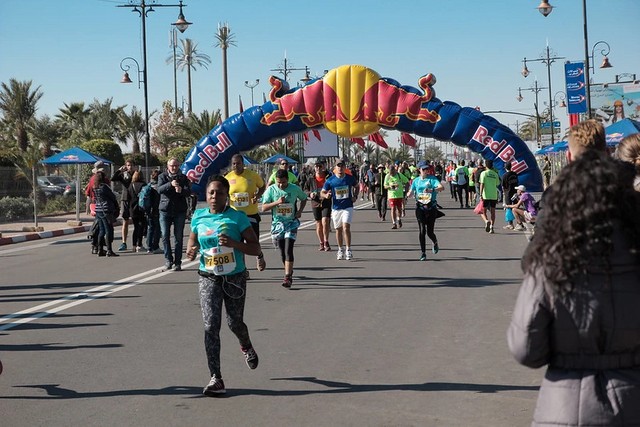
left=0, top=225, right=92, bottom=246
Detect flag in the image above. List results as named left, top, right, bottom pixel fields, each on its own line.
left=312, top=129, right=322, bottom=141
left=400, top=133, right=416, bottom=148
left=350, top=137, right=365, bottom=148
left=303, top=132, right=309, bottom=142
left=239, top=95, right=244, bottom=113
left=453, top=148, right=458, bottom=159
left=218, top=116, right=223, bottom=126
left=368, top=132, right=388, bottom=149
left=287, top=136, right=294, bottom=148
left=569, top=113, right=579, bottom=127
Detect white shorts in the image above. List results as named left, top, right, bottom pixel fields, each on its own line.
left=331, top=207, right=354, bottom=229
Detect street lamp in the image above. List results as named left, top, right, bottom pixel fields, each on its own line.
left=521, top=44, right=565, bottom=145
left=553, top=91, right=567, bottom=109
left=516, top=79, right=547, bottom=146
left=615, top=73, right=637, bottom=84
left=117, top=0, right=192, bottom=169
left=271, top=53, right=309, bottom=83
left=536, top=1, right=614, bottom=119
left=244, top=79, right=259, bottom=106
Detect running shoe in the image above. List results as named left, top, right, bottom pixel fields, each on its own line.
left=336, top=249, right=345, bottom=260
left=241, top=346, right=259, bottom=369
left=420, top=253, right=427, bottom=261
left=318, top=243, right=325, bottom=251
left=391, top=224, right=398, bottom=230
left=324, top=242, right=331, bottom=252
left=485, top=221, right=491, bottom=232
left=173, top=264, right=182, bottom=271
left=203, top=375, right=226, bottom=396
left=514, top=224, right=526, bottom=231
left=433, top=243, right=439, bottom=254
left=503, top=224, right=515, bottom=230
left=106, top=250, right=119, bottom=257
left=489, top=227, right=495, bottom=234
left=118, top=243, right=127, bottom=251
left=244, top=269, right=250, bottom=280
left=282, top=276, right=292, bottom=288
left=164, top=261, right=172, bottom=270
left=345, top=249, right=353, bottom=260
left=257, top=255, right=266, bottom=271
left=398, top=219, right=402, bottom=228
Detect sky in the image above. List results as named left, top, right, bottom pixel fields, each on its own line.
left=1, top=0, right=639, bottom=152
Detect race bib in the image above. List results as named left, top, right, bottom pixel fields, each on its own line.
left=232, top=192, right=250, bottom=208
left=418, top=192, right=432, bottom=204
left=335, top=186, right=349, bottom=200
left=203, top=246, right=236, bottom=275
left=276, top=202, right=294, bottom=219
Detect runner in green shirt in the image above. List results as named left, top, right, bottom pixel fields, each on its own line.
left=479, top=159, right=500, bottom=234
left=384, top=164, right=410, bottom=229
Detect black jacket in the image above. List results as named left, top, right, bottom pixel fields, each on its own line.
left=157, top=170, right=191, bottom=214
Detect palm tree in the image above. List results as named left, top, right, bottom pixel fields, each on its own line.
left=169, top=38, right=212, bottom=115
left=56, top=101, right=89, bottom=140
left=119, top=106, right=145, bottom=153
left=30, top=114, right=62, bottom=173
left=172, top=109, right=222, bottom=146
left=0, top=79, right=43, bottom=151
left=214, top=23, right=236, bottom=120
left=363, top=142, right=376, bottom=162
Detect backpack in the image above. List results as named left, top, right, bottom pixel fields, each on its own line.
left=456, top=168, right=467, bottom=185
left=138, top=183, right=153, bottom=214
left=506, top=172, right=519, bottom=189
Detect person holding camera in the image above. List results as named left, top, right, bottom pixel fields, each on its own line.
left=303, top=158, right=333, bottom=251
left=111, top=158, right=135, bottom=251
left=158, top=157, right=191, bottom=271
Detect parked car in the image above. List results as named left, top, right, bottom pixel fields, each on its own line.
left=37, top=176, right=76, bottom=197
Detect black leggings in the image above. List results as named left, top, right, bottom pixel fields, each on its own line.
left=132, top=216, right=147, bottom=247
left=376, top=194, right=387, bottom=218
left=456, top=184, right=468, bottom=206
left=277, top=238, right=295, bottom=263
left=415, top=206, right=437, bottom=253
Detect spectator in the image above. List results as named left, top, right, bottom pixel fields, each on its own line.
left=616, top=133, right=640, bottom=192
left=127, top=170, right=148, bottom=253
left=92, top=171, right=119, bottom=257
left=158, top=157, right=191, bottom=271
left=146, top=169, right=162, bottom=254
left=501, top=162, right=519, bottom=229
left=506, top=185, right=537, bottom=231
left=508, top=150, right=640, bottom=426
left=111, top=157, right=135, bottom=251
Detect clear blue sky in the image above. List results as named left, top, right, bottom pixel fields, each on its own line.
left=1, top=0, right=639, bottom=149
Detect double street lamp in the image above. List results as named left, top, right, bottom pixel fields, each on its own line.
left=516, top=79, right=547, bottom=145
left=521, top=44, right=564, bottom=145
left=117, top=0, right=192, bottom=169
left=244, top=79, right=259, bottom=106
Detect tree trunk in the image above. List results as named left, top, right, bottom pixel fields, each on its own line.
left=187, top=65, right=193, bottom=115
left=132, top=137, right=140, bottom=154
left=222, top=47, right=229, bottom=120
left=18, top=127, right=28, bottom=151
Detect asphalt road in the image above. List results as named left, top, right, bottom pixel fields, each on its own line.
left=0, top=195, right=542, bottom=426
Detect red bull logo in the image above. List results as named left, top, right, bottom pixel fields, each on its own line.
left=472, top=125, right=529, bottom=173
left=260, top=65, right=439, bottom=138
left=606, top=132, right=625, bottom=143
left=186, top=131, right=233, bottom=184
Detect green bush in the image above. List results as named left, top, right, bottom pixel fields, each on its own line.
left=168, top=146, right=191, bottom=165
left=127, top=152, right=163, bottom=168
left=81, top=139, right=124, bottom=166
left=0, top=196, right=33, bottom=220
left=40, top=195, right=77, bottom=215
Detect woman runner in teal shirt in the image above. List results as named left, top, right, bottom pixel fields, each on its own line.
left=186, top=175, right=262, bottom=397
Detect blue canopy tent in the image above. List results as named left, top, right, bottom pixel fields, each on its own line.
left=261, top=154, right=298, bottom=164
left=605, top=118, right=640, bottom=146
left=535, top=141, right=568, bottom=155
left=40, top=147, right=113, bottom=224
left=243, top=156, right=259, bottom=165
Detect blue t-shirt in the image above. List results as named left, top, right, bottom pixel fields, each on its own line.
left=323, top=174, right=358, bottom=210
left=190, top=207, right=251, bottom=275
left=410, top=176, right=441, bottom=205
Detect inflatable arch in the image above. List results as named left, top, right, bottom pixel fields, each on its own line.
left=183, top=64, right=543, bottom=198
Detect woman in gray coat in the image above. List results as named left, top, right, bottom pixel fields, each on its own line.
left=508, top=150, right=640, bottom=426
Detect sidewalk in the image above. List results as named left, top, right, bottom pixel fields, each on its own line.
left=0, top=212, right=97, bottom=246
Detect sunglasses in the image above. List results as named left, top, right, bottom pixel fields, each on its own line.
left=280, top=162, right=288, bottom=165
left=336, top=163, right=345, bottom=167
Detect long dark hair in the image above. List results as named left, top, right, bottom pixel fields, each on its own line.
left=522, top=150, right=640, bottom=293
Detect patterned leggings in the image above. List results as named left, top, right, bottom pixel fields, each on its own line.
left=198, top=272, right=252, bottom=378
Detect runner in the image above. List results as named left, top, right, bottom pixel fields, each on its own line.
left=186, top=175, right=262, bottom=396
left=303, top=158, right=333, bottom=251
left=224, top=154, right=267, bottom=277
left=407, top=160, right=445, bottom=260
left=479, top=159, right=500, bottom=234
left=266, top=158, right=298, bottom=187
left=384, top=163, right=410, bottom=229
left=261, top=169, right=308, bottom=288
left=373, top=164, right=387, bottom=221
left=321, top=157, right=359, bottom=261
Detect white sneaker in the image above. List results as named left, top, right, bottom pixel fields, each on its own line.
left=345, top=249, right=353, bottom=260
left=336, top=249, right=345, bottom=260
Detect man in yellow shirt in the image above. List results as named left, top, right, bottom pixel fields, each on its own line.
left=225, top=154, right=267, bottom=275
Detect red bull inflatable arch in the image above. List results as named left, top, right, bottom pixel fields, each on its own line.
left=183, top=64, right=543, bottom=197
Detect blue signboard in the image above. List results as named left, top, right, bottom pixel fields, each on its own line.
left=565, top=62, right=587, bottom=114
left=541, top=122, right=551, bottom=128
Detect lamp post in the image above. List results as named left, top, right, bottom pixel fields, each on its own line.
left=553, top=91, right=567, bottom=109
left=271, top=52, right=309, bottom=83
left=117, top=0, right=191, bottom=169
left=535, top=1, right=614, bottom=119
left=516, top=79, right=547, bottom=146
left=244, top=79, right=259, bottom=106
left=521, top=44, right=564, bottom=145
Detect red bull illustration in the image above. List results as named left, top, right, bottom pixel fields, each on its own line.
left=182, top=64, right=543, bottom=198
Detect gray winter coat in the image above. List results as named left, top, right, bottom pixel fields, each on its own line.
left=508, top=226, right=640, bottom=426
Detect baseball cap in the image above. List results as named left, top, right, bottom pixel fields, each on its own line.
left=336, top=157, right=348, bottom=165
left=92, top=160, right=106, bottom=174
left=515, top=185, right=526, bottom=191
left=417, top=160, right=429, bottom=169
left=377, top=164, right=384, bottom=169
